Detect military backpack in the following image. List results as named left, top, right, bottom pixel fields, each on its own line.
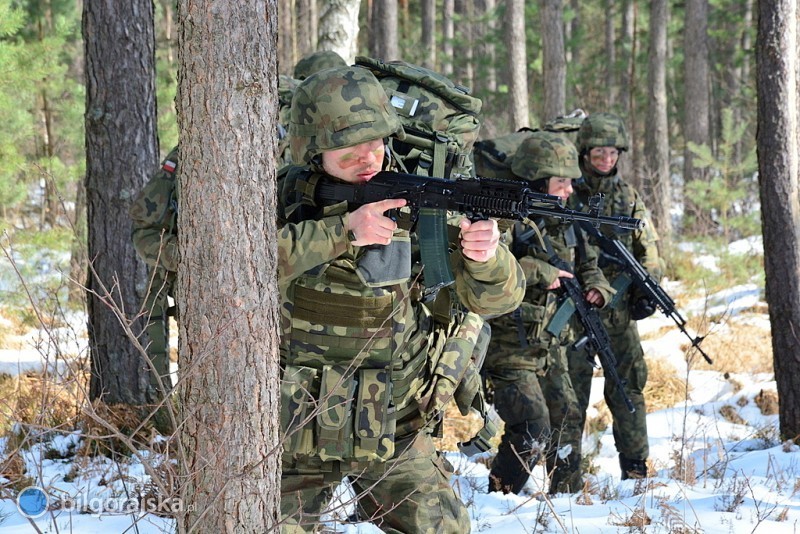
left=473, top=109, right=586, bottom=180
left=355, top=56, right=482, bottom=179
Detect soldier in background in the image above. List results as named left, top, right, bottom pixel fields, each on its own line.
left=129, top=146, right=179, bottom=405
left=483, top=132, right=614, bottom=495
left=567, top=112, right=663, bottom=480
left=292, top=49, right=347, bottom=80
left=129, top=51, right=348, bottom=397
left=278, top=65, right=524, bottom=532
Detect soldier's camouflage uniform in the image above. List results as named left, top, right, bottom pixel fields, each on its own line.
left=279, top=66, right=526, bottom=533
left=483, top=132, right=614, bottom=495
left=567, top=112, right=663, bottom=479
left=129, top=146, right=179, bottom=397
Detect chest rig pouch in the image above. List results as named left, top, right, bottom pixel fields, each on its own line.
left=281, top=233, right=431, bottom=464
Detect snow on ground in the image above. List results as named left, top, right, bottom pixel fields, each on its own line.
left=3, top=242, right=798, bottom=533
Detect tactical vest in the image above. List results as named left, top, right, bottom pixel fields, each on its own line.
left=485, top=220, right=580, bottom=372
left=279, top=169, right=489, bottom=463
left=571, top=174, right=641, bottom=326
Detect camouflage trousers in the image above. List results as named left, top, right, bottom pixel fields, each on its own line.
left=485, top=345, right=584, bottom=494
left=142, top=266, right=174, bottom=397
left=280, top=429, right=470, bottom=533
left=569, top=319, right=649, bottom=461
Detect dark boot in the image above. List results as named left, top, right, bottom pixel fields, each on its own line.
left=488, top=431, right=542, bottom=494
left=548, top=452, right=582, bottom=495
left=619, top=455, right=648, bottom=480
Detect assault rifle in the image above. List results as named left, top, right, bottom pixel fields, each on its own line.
left=315, top=171, right=644, bottom=288
left=541, top=237, right=636, bottom=413
left=577, top=220, right=713, bottom=364
left=317, top=171, right=644, bottom=228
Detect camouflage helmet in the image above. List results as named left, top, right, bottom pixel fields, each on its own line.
left=289, top=66, right=404, bottom=165
left=576, top=112, right=630, bottom=153
left=510, top=131, right=582, bottom=183
left=293, top=50, right=348, bottom=80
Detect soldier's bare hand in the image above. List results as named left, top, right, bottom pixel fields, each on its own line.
left=546, top=270, right=574, bottom=290
left=344, top=198, right=407, bottom=247
left=459, top=218, right=500, bottom=263
left=584, top=288, right=605, bottom=307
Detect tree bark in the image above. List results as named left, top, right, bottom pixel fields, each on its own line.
left=757, top=0, right=800, bottom=443
left=83, top=0, right=159, bottom=405
left=176, top=0, right=281, bottom=531
left=505, top=0, right=529, bottom=129
left=318, top=0, right=361, bottom=63
left=683, top=0, right=711, bottom=233
left=644, top=0, right=671, bottom=239
left=540, top=0, right=567, bottom=121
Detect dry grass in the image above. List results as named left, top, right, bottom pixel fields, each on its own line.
left=719, top=405, right=747, bottom=425
left=689, top=321, right=773, bottom=374
left=643, top=357, right=688, bottom=412
left=0, top=366, right=87, bottom=435
left=754, top=389, right=779, bottom=415
left=434, top=401, right=492, bottom=453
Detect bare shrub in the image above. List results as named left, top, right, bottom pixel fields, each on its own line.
left=610, top=504, right=651, bottom=529
left=669, top=449, right=697, bottom=485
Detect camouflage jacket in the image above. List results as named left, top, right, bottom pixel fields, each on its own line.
left=129, top=147, right=179, bottom=273
left=569, top=170, right=663, bottom=283
left=278, top=165, right=525, bottom=462
left=485, top=218, right=614, bottom=370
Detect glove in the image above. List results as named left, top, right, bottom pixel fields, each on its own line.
left=630, top=297, right=656, bottom=320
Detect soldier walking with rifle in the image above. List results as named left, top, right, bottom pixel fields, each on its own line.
left=568, top=112, right=664, bottom=481
left=482, top=131, right=616, bottom=495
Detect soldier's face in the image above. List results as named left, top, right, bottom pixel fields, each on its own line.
left=547, top=177, right=574, bottom=202
left=321, top=139, right=385, bottom=183
left=587, top=146, right=620, bottom=174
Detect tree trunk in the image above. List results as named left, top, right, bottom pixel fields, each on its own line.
left=318, top=0, right=361, bottom=63
left=68, top=177, right=88, bottom=307
left=454, top=0, right=474, bottom=89
left=643, top=0, right=671, bottom=239
left=442, top=0, right=455, bottom=76
left=474, top=0, right=496, bottom=92
left=278, top=0, right=296, bottom=74
left=683, top=0, right=711, bottom=234
left=604, top=0, right=617, bottom=108
left=176, top=0, right=282, bottom=530
left=757, top=0, right=800, bottom=443
left=540, top=0, right=566, bottom=121
left=421, top=0, right=436, bottom=70
left=83, top=0, right=159, bottom=406
left=505, top=0, right=529, bottom=129
left=620, top=0, right=640, bottom=193
left=372, top=0, right=399, bottom=60
left=620, top=0, right=635, bottom=118
left=297, top=0, right=317, bottom=60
